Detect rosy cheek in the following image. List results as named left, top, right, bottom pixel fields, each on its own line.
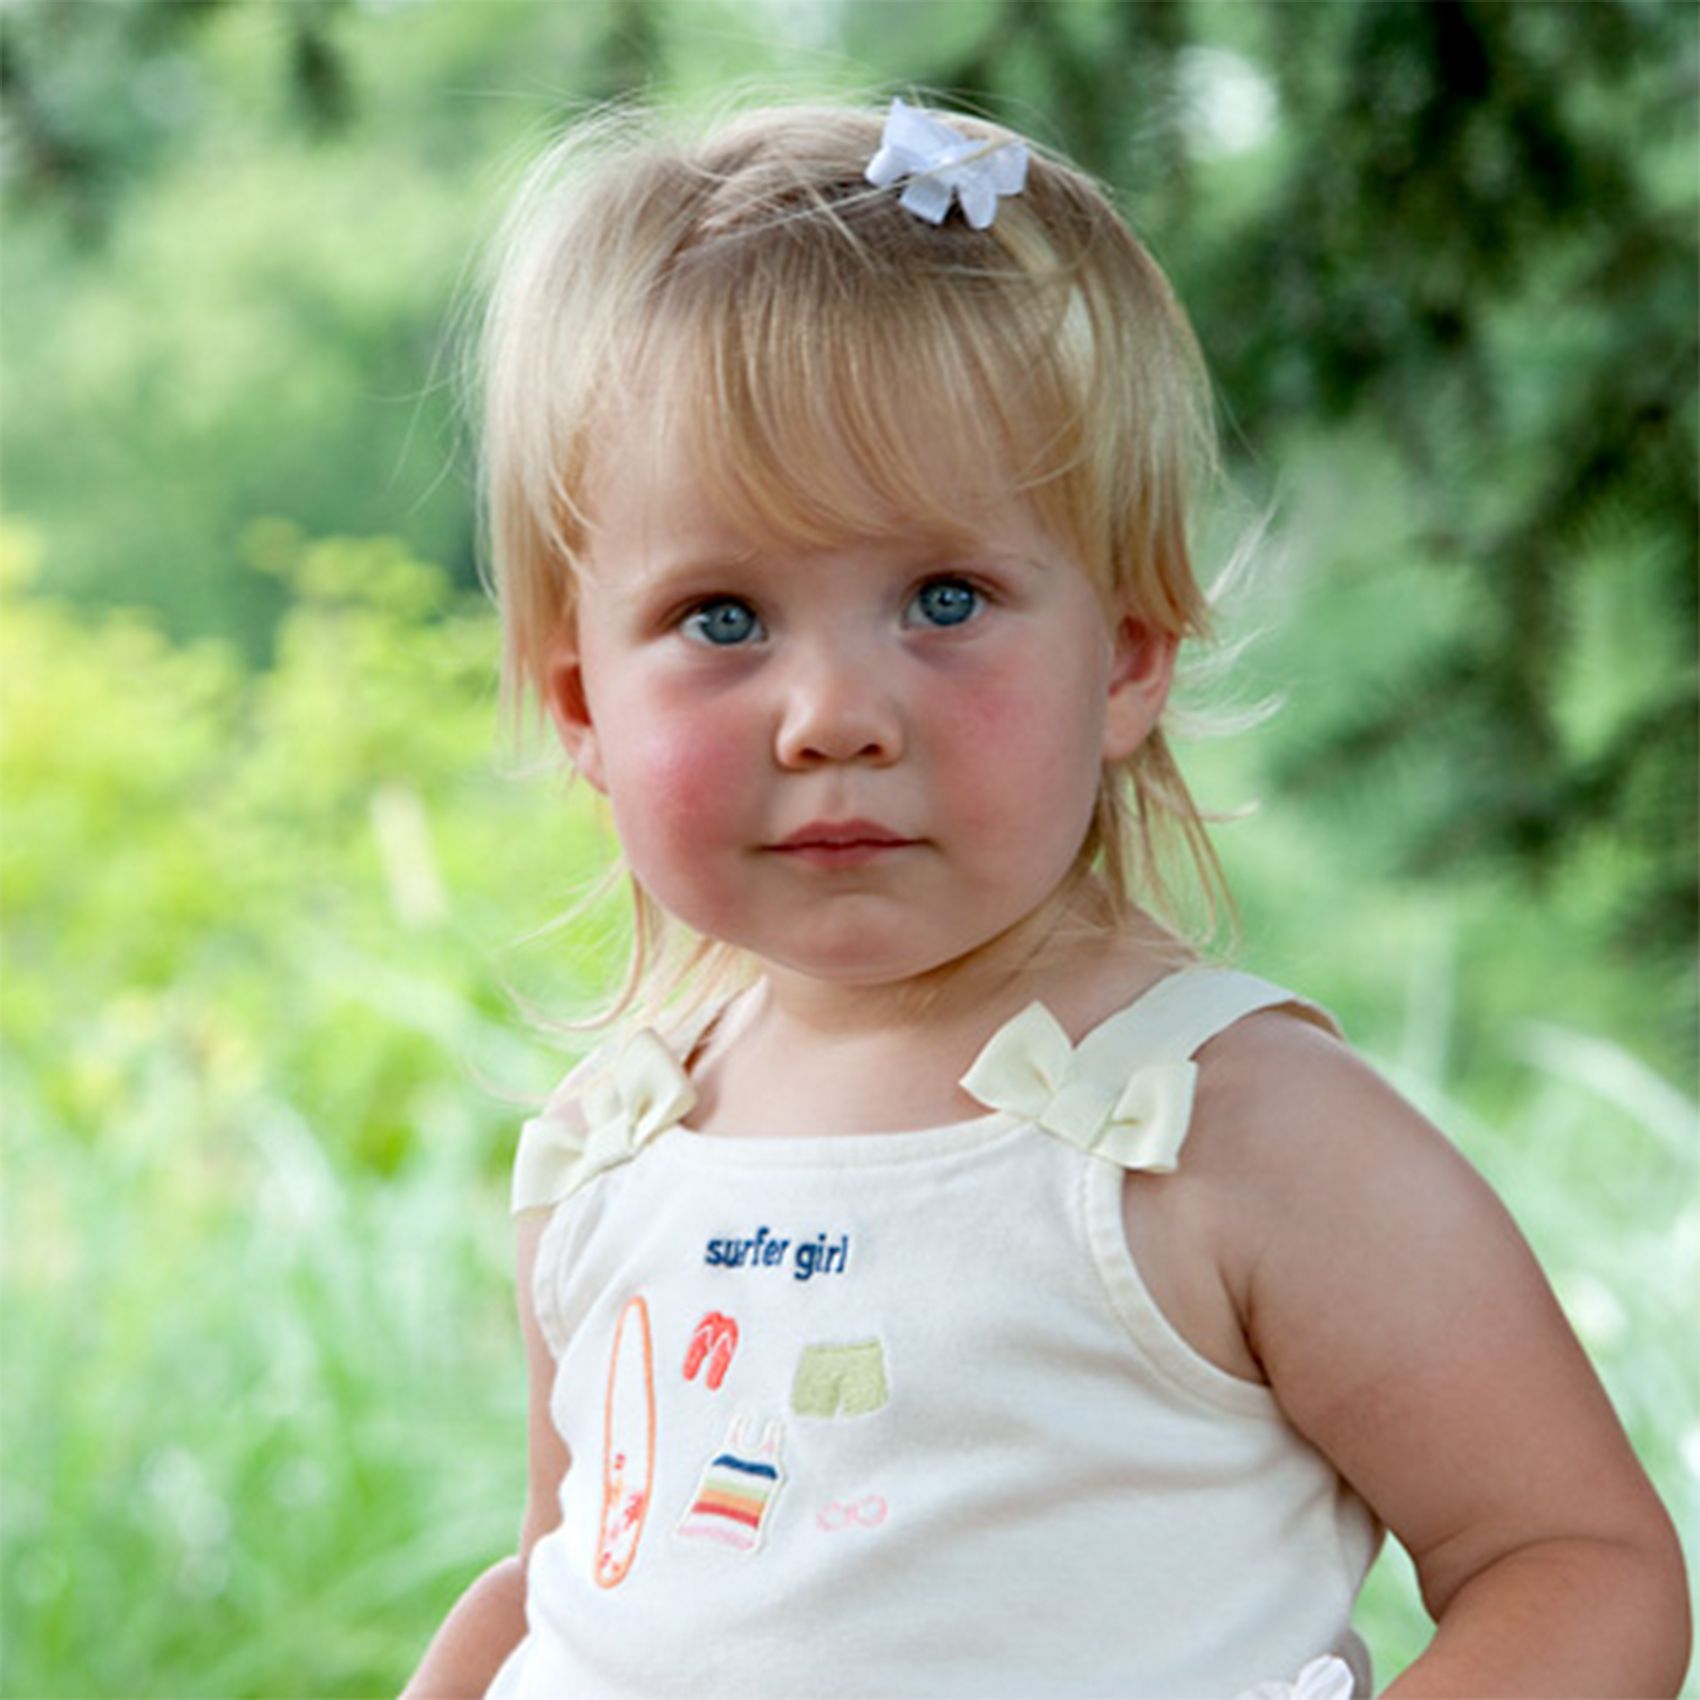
left=922, top=679, right=1020, bottom=789
left=610, top=704, right=753, bottom=865
left=938, top=680, right=1028, bottom=746
left=927, top=666, right=1066, bottom=754
left=923, top=666, right=1101, bottom=826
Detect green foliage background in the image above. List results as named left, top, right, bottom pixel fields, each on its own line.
left=2, top=3, right=1694, bottom=1695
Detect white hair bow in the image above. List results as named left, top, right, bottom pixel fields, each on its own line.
left=864, top=97, right=1029, bottom=230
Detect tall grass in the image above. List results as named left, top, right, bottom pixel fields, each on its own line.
left=5, top=1056, right=524, bottom=1697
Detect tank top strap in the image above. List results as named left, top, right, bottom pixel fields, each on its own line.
left=1074, top=965, right=1342, bottom=1075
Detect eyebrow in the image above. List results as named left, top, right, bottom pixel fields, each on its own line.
left=589, top=529, right=1055, bottom=608
left=583, top=543, right=758, bottom=595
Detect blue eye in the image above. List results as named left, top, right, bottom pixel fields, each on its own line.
left=682, top=598, right=763, bottom=646
left=908, top=578, right=982, bottom=629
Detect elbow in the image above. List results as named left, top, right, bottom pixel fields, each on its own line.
left=1553, top=1520, right=1690, bottom=1696
left=1414, top=1514, right=1692, bottom=1698
left=1640, top=1513, right=1692, bottom=1696
left=1603, top=1491, right=1694, bottom=1695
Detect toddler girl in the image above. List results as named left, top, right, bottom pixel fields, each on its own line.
left=404, top=98, right=1687, bottom=1698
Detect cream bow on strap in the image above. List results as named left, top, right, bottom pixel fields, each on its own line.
left=511, top=1029, right=697, bottom=1212
left=959, top=1002, right=1197, bottom=1172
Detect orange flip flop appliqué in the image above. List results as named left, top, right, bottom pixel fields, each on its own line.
left=683, top=1311, right=740, bottom=1391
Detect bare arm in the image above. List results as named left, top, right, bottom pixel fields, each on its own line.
left=401, top=1212, right=570, bottom=1700
left=401, top=1556, right=527, bottom=1700
left=1196, top=1016, right=1690, bottom=1697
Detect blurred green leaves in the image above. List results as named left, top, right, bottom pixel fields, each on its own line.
left=2, top=521, right=626, bottom=1695
left=1, top=518, right=616, bottom=1178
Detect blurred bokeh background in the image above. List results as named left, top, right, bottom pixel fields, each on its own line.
left=2, top=2, right=1694, bottom=1694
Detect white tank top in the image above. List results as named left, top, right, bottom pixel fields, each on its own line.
left=491, top=967, right=1382, bottom=1699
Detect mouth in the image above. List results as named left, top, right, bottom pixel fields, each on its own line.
left=769, top=820, right=919, bottom=866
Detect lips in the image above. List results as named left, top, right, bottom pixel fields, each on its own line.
left=769, top=820, right=918, bottom=869
left=774, top=819, right=914, bottom=850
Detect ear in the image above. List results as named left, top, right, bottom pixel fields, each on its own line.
left=1101, top=614, right=1177, bottom=762
left=542, top=624, right=608, bottom=794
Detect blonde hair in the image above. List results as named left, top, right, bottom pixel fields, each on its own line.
left=475, top=97, right=1232, bottom=1028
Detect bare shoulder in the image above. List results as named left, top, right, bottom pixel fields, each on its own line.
left=1189, top=998, right=1431, bottom=1162
left=1182, top=1003, right=1475, bottom=1258
left=1119, top=1003, right=1448, bottom=1383
left=1175, top=1002, right=1560, bottom=1395
left=1180, top=1005, right=1554, bottom=1381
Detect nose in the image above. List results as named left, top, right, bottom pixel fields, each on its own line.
left=773, top=638, right=903, bottom=768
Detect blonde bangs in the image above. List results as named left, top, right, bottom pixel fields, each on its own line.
left=635, top=241, right=1079, bottom=564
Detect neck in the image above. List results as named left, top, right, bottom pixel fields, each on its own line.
left=679, top=884, right=1196, bottom=1139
